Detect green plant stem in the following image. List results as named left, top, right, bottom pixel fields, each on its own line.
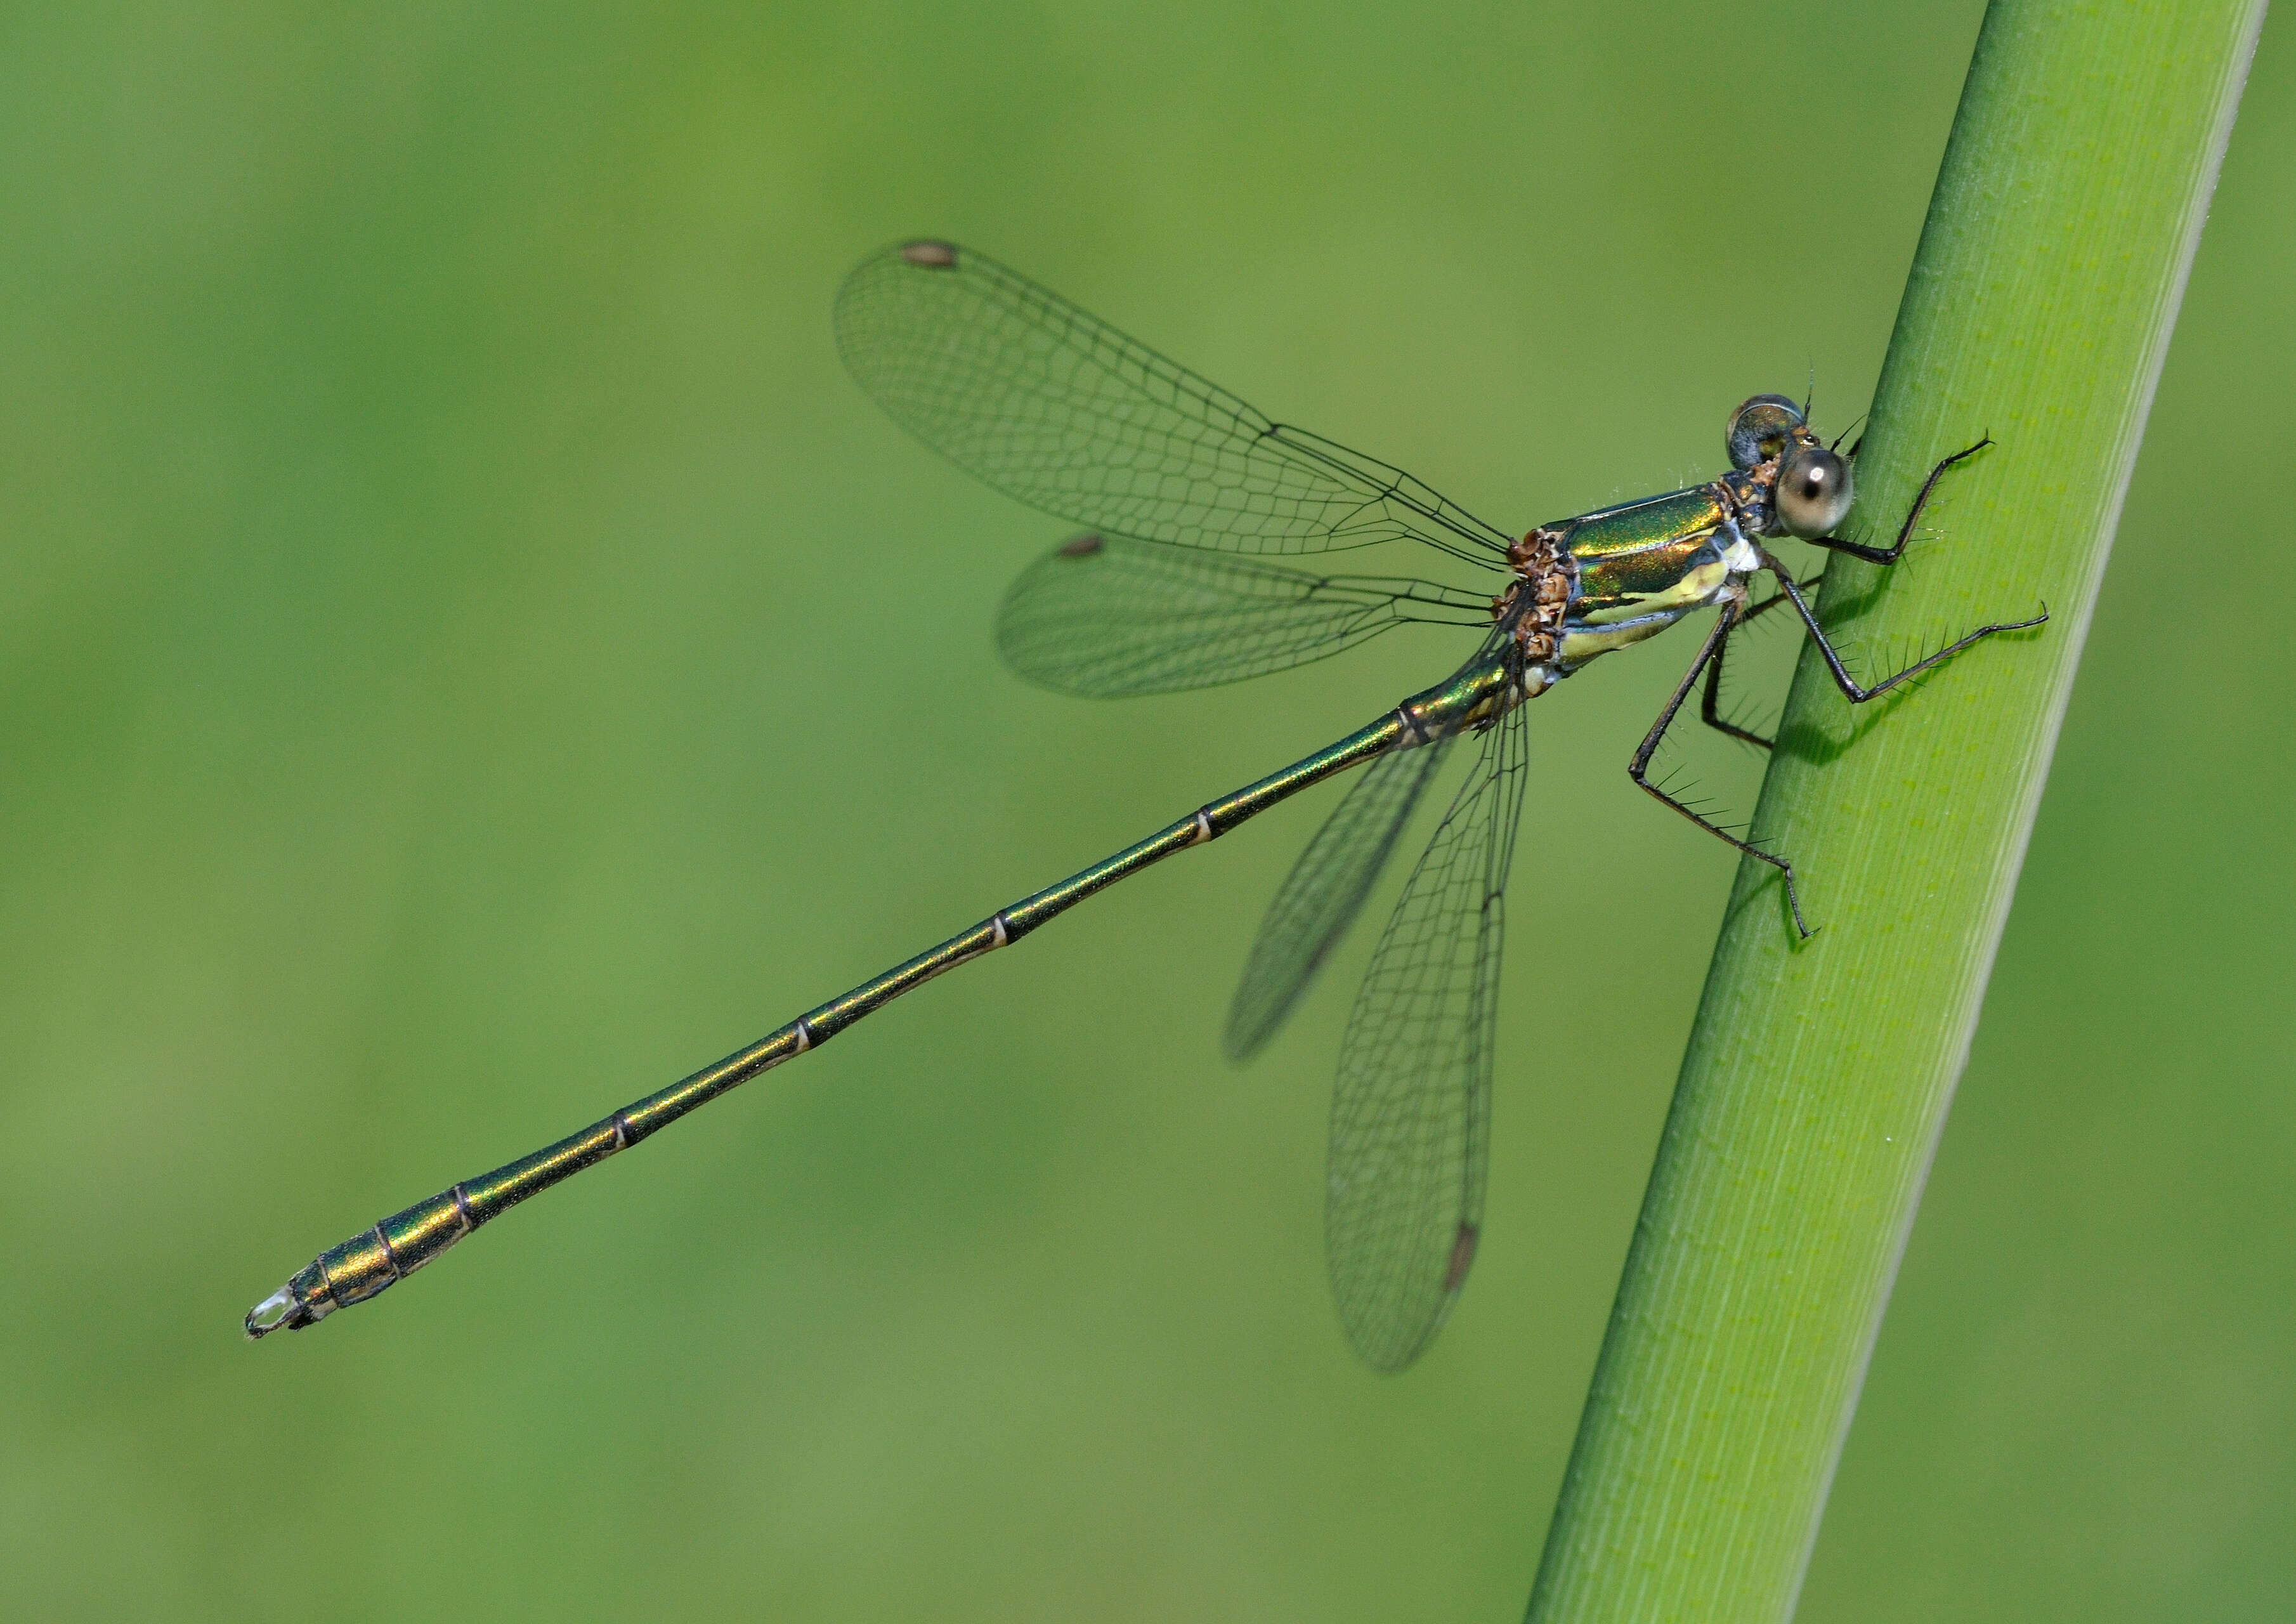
left=1523, top=4, right=2266, bottom=1620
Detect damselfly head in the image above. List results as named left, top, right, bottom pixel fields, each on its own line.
left=1726, top=394, right=1808, bottom=469
left=1730, top=394, right=1853, bottom=538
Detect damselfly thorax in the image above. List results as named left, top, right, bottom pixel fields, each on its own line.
left=1506, top=397, right=1851, bottom=673
left=1450, top=397, right=1851, bottom=738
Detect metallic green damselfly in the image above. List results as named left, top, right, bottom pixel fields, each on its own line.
left=247, top=241, right=2042, bottom=1369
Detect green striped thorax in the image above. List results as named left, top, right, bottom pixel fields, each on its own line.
left=1500, top=394, right=1853, bottom=672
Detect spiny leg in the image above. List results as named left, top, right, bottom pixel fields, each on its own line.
left=1631, top=593, right=1813, bottom=936
left=1755, top=546, right=2047, bottom=704
left=1698, top=583, right=1806, bottom=750
left=1803, top=436, right=1992, bottom=565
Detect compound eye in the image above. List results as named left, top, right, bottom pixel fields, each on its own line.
left=1775, top=446, right=1853, bottom=539
left=1726, top=394, right=1805, bottom=469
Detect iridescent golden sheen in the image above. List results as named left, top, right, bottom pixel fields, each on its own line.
left=1557, top=488, right=1733, bottom=627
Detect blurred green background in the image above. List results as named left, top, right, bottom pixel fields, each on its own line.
left=2, top=3, right=2289, bottom=1619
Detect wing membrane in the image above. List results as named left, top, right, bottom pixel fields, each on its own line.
left=836, top=242, right=1517, bottom=565
left=1325, top=700, right=1530, bottom=1372
left=996, top=534, right=1490, bottom=698
left=1224, top=737, right=1455, bottom=1060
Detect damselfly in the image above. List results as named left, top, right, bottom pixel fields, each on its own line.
left=247, top=241, right=2042, bottom=1369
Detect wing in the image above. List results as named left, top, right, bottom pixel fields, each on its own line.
left=836, top=240, right=1517, bottom=567
left=1223, top=736, right=1456, bottom=1060
left=996, top=533, right=1492, bottom=699
left=1325, top=699, right=1530, bottom=1372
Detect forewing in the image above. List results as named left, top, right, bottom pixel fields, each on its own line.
left=1325, top=702, right=1530, bottom=1372
left=996, top=534, right=1489, bottom=698
left=1223, top=737, right=1455, bottom=1060
left=836, top=242, right=1515, bottom=565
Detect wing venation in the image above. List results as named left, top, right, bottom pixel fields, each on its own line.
left=996, top=534, right=1488, bottom=698
left=1325, top=702, right=1530, bottom=1372
left=1225, top=738, right=1456, bottom=1059
left=837, top=242, right=1517, bottom=565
